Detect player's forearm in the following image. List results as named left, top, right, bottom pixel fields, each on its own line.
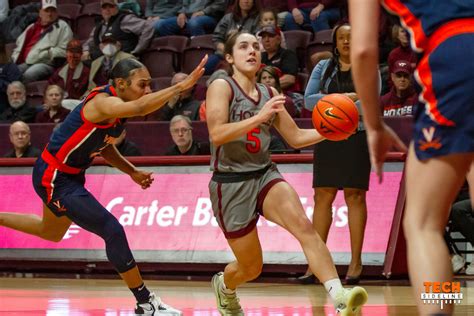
left=209, top=115, right=264, bottom=147
left=134, top=84, right=183, bottom=116
left=101, top=145, right=136, bottom=175
left=291, top=128, right=325, bottom=148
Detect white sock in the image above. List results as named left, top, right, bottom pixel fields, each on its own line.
left=220, top=274, right=235, bottom=294
left=324, top=278, right=344, bottom=301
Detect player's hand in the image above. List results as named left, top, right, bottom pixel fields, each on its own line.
left=292, top=8, right=304, bottom=25
left=257, top=95, right=286, bottom=123
left=177, top=55, right=208, bottom=91
left=130, top=169, right=154, bottom=189
left=366, top=123, right=407, bottom=183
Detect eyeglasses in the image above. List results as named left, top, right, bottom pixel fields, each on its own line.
left=170, top=127, right=192, bottom=135
left=395, top=73, right=410, bottom=79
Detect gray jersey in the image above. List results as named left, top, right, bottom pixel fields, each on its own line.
left=210, top=77, right=274, bottom=173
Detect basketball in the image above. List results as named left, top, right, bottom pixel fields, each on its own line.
left=312, top=93, right=359, bottom=141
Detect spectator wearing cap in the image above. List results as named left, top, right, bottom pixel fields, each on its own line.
left=260, top=26, right=299, bottom=93
left=11, top=0, right=73, bottom=83
left=82, top=0, right=154, bottom=61
left=48, top=39, right=90, bottom=101
left=380, top=60, right=417, bottom=117
left=88, top=33, right=137, bottom=91
left=154, top=0, right=226, bottom=37
left=284, top=0, right=340, bottom=33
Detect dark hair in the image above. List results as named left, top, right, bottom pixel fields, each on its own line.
left=232, top=0, right=262, bottom=22
left=110, top=58, right=146, bottom=83
left=259, top=7, right=278, bottom=25
left=321, top=23, right=354, bottom=93
left=257, top=66, right=282, bottom=93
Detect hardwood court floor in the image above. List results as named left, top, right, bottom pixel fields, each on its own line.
left=0, top=278, right=473, bottom=315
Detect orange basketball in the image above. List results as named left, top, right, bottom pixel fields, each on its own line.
left=312, top=93, right=359, bottom=141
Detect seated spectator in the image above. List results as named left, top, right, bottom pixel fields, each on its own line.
left=11, top=0, right=73, bottom=83
left=165, top=115, right=210, bottom=155
left=150, top=73, right=201, bottom=121
left=3, top=121, right=41, bottom=158
left=82, top=0, right=153, bottom=61
left=0, top=81, right=37, bottom=123
left=257, top=8, right=287, bottom=51
left=206, top=0, right=261, bottom=74
left=155, top=0, right=226, bottom=37
left=145, top=0, right=181, bottom=33
left=48, top=39, right=90, bottom=101
left=257, top=65, right=297, bottom=117
left=387, top=24, right=417, bottom=73
left=35, top=85, right=70, bottom=124
left=88, top=33, right=137, bottom=91
left=0, top=0, right=8, bottom=23
left=284, top=0, right=340, bottom=33
left=0, top=41, right=22, bottom=115
left=259, top=26, right=303, bottom=111
left=115, top=129, right=142, bottom=156
left=380, top=60, right=417, bottom=117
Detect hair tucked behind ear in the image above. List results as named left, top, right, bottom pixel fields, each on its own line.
left=110, top=58, right=146, bottom=86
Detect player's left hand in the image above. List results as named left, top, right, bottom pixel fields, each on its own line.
left=131, top=169, right=154, bottom=189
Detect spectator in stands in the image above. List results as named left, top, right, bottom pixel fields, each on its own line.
left=165, top=115, right=210, bottom=155
left=257, top=8, right=287, bottom=51
left=380, top=60, right=417, bottom=117
left=284, top=0, right=340, bottom=33
left=257, top=65, right=297, bottom=117
left=49, top=39, right=90, bottom=101
left=11, top=0, right=72, bottom=83
left=151, top=73, right=201, bottom=121
left=0, top=0, right=8, bottom=23
left=145, top=0, right=181, bottom=32
left=259, top=25, right=303, bottom=111
left=303, top=23, right=381, bottom=285
left=0, top=41, right=22, bottom=115
left=88, top=33, right=137, bottom=91
left=3, top=121, right=41, bottom=158
left=82, top=0, right=154, bottom=61
left=206, top=0, right=261, bottom=74
left=155, top=0, right=226, bottom=37
left=35, top=85, right=70, bottom=124
left=115, top=129, right=142, bottom=156
left=0, top=81, right=37, bottom=123
left=387, top=24, right=417, bottom=73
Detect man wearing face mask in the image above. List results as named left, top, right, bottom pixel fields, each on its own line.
left=87, top=33, right=136, bottom=92
left=0, top=81, right=37, bottom=123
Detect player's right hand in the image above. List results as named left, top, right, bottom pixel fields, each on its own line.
left=257, top=95, right=286, bottom=123
left=179, top=55, right=208, bottom=91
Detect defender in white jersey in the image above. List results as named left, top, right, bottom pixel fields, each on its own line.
left=206, top=31, right=368, bottom=316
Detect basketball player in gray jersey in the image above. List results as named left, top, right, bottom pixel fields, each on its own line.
left=206, top=31, right=368, bottom=316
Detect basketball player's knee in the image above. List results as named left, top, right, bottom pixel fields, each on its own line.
left=103, top=220, right=126, bottom=243
left=242, top=262, right=263, bottom=280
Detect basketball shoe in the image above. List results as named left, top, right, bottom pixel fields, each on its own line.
left=334, top=286, right=368, bottom=316
left=211, top=272, right=244, bottom=315
left=135, top=292, right=182, bottom=315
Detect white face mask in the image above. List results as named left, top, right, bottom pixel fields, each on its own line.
left=101, top=44, right=118, bottom=57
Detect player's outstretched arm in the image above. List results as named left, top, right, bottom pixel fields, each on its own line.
left=91, top=56, right=207, bottom=120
